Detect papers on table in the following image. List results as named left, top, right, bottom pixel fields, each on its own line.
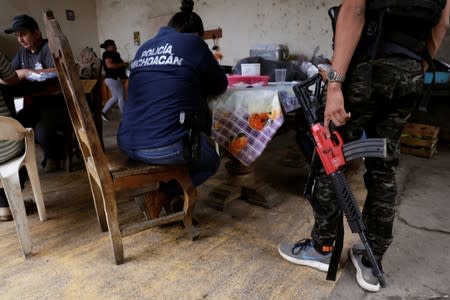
left=26, top=71, right=58, bottom=82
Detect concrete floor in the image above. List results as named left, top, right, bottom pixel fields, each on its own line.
left=1, top=109, right=449, bottom=299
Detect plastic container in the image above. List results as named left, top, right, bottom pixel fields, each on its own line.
left=423, top=59, right=450, bottom=84
left=241, top=63, right=261, bottom=76
left=227, top=75, right=270, bottom=87
left=250, top=44, right=290, bottom=61
left=424, top=71, right=449, bottom=84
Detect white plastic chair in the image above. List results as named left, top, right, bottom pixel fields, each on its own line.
left=0, top=116, right=46, bottom=257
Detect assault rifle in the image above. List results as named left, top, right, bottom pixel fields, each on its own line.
left=293, top=74, right=387, bottom=288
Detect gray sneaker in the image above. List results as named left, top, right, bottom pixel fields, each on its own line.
left=349, top=246, right=381, bottom=292
left=278, top=239, right=331, bottom=272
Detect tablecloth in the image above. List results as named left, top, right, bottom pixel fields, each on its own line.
left=210, top=86, right=292, bottom=166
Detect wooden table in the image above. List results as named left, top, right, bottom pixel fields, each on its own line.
left=0, top=78, right=103, bottom=146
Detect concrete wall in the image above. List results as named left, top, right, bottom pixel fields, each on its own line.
left=95, top=0, right=180, bottom=62
left=96, top=0, right=450, bottom=65
left=0, top=0, right=98, bottom=61
left=1, top=0, right=449, bottom=66
left=95, top=0, right=338, bottom=65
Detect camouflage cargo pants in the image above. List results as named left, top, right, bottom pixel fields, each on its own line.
left=310, top=57, right=423, bottom=261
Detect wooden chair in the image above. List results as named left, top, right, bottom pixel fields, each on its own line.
left=43, top=10, right=199, bottom=264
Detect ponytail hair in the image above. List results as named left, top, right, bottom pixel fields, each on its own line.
left=180, top=0, right=194, bottom=13
left=168, top=0, right=204, bottom=36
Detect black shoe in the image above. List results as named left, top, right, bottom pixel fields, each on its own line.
left=102, top=112, right=110, bottom=122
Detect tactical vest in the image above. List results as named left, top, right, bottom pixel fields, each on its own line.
left=329, top=0, right=446, bottom=98
left=369, top=0, right=445, bottom=27
left=358, top=0, right=446, bottom=62
left=329, top=0, right=446, bottom=62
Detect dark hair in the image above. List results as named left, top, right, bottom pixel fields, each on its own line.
left=100, top=39, right=116, bottom=49
left=168, top=0, right=204, bottom=36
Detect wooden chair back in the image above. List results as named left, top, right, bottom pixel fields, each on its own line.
left=43, top=9, right=199, bottom=264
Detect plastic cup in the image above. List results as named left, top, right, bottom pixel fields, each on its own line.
left=274, top=69, right=287, bottom=82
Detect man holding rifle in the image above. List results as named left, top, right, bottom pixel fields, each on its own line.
left=279, top=0, right=449, bottom=292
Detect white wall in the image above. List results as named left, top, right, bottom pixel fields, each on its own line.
left=95, top=0, right=340, bottom=65
left=2, top=0, right=448, bottom=67
left=95, top=0, right=180, bottom=62
left=197, top=0, right=338, bottom=66
left=0, top=0, right=98, bottom=61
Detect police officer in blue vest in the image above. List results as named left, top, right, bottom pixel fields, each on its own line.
left=118, top=0, right=227, bottom=219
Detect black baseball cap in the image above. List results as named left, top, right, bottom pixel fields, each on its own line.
left=4, top=14, right=39, bottom=34
left=100, top=39, right=116, bottom=49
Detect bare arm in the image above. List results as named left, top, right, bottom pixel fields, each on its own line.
left=34, top=67, right=57, bottom=73
left=426, top=1, right=450, bottom=62
left=15, top=67, right=57, bottom=80
left=0, top=71, right=20, bottom=85
left=104, top=58, right=127, bottom=70
left=324, top=0, right=366, bottom=135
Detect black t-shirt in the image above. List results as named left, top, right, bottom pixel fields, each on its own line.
left=102, top=51, right=126, bottom=79
left=12, top=39, right=54, bottom=70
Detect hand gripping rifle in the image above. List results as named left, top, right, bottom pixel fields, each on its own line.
left=293, top=74, right=387, bottom=288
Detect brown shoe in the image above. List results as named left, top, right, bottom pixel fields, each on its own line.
left=143, top=190, right=169, bottom=219
left=0, top=207, right=13, bottom=221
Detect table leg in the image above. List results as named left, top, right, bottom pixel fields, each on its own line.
left=85, top=88, right=104, bottom=149
left=207, top=156, right=282, bottom=210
